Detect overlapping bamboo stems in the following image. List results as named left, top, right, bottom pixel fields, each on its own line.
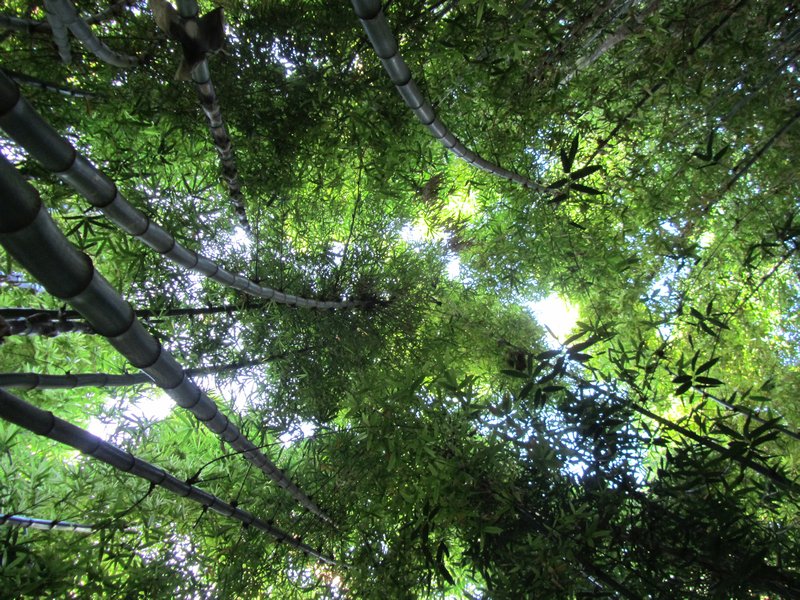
left=350, top=0, right=547, bottom=192
left=0, top=154, right=333, bottom=524
left=0, top=354, right=293, bottom=390
left=0, top=0, right=134, bottom=34
left=1, top=314, right=94, bottom=339
left=0, top=388, right=338, bottom=565
left=43, top=0, right=138, bottom=68
left=172, top=0, right=250, bottom=233
left=0, top=71, right=367, bottom=310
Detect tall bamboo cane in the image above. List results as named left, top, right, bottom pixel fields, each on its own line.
left=152, top=0, right=251, bottom=232
left=0, top=70, right=372, bottom=311
left=4, top=69, right=96, bottom=99
left=350, top=0, right=546, bottom=192
left=0, top=388, right=338, bottom=565
left=0, top=513, right=136, bottom=534
left=0, top=314, right=94, bottom=340
left=0, top=354, right=295, bottom=391
left=1, top=303, right=252, bottom=321
left=0, top=154, right=333, bottom=524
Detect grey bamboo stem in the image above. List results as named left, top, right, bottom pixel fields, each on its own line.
left=0, top=355, right=289, bottom=391
left=350, top=0, right=546, bottom=192
left=1, top=1, right=134, bottom=33
left=5, top=69, right=96, bottom=99
left=559, top=0, right=660, bottom=85
left=0, top=70, right=369, bottom=311
left=0, top=154, right=333, bottom=524
left=0, top=302, right=253, bottom=321
left=0, top=314, right=94, bottom=340
left=45, top=2, right=72, bottom=64
left=44, top=0, right=138, bottom=68
left=1, top=513, right=95, bottom=534
left=0, top=389, right=338, bottom=565
left=0, top=14, right=49, bottom=34
left=0, top=513, right=135, bottom=534
left=172, top=0, right=251, bottom=233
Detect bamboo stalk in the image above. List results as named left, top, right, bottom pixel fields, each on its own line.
left=44, top=1, right=72, bottom=64
left=0, top=354, right=298, bottom=390
left=5, top=69, right=96, bottom=99
left=350, top=0, right=546, bottom=192
left=559, top=0, right=661, bottom=85
left=0, top=1, right=134, bottom=33
left=0, top=389, right=338, bottom=565
left=0, top=314, right=94, bottom=340
left=0, top=513, right=137, bottom=534
left=168, top=0, right=251, bottom=233
left=0, top=303, right=251, bottom=321
left=0, top=154, right=333, bottom=524
left=1, top=513, right=94, bottom=534
left=0, top=70, right=373, bottom=311
left=44, top=0, right=138, bottom=68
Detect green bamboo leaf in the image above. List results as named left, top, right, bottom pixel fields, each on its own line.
left=567, top=134, right=579, bottom=171
left=569, top=165, right=601, bottom=180
left=571, top=183, right=602, bottom=196
left=695, top=357, right=720, bottom=375
left=501, top=369, right=528, bottom=379
left=546, top=177, right=570, bottom=190
left=672, top=374, right=693, bottom=384
left=563, top=330, right=589, bottom=345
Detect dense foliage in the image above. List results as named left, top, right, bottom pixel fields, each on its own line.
left=1, top=0, right=799, bottom=597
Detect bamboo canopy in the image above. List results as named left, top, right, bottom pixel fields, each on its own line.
left=0, top=70, right=373, bottom=311
left=350, top=0, right=547, bottom=192
left=0, top=388, right=338, bottom=566
left=0, top=153, right=333, bottom=524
